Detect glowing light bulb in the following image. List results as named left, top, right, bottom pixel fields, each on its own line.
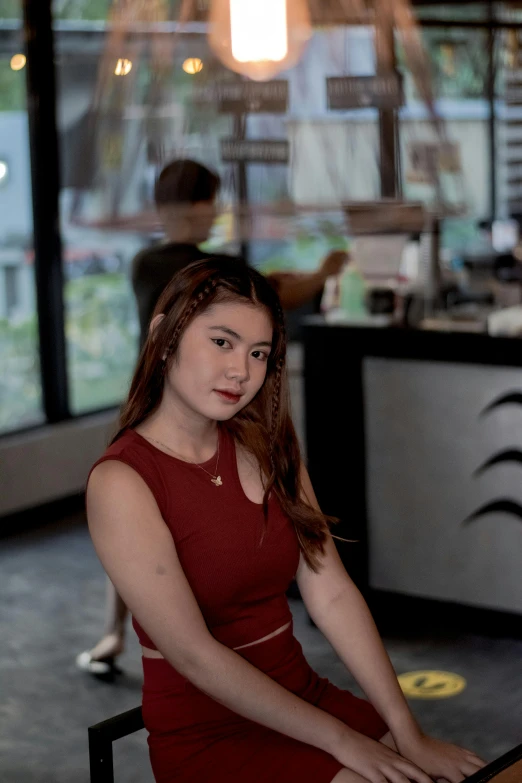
left=231, top=0, right=287, bottom=63
left=183, top=57, right=204, bottom=74
left=0, top=161, right=8, bottom=183
left=10, top=53, right=26, bottom=71
left=208, top=0, right=311, bottom=82
left=115, top=58, right=132, bottom=76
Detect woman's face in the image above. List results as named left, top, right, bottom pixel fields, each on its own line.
left=165, top=300, right=273, bottom=421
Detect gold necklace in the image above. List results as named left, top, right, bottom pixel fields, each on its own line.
left=143, top=432, right=222, bottom=486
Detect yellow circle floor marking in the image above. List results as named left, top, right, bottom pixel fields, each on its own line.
left=398, top=671, right=467, bottom=699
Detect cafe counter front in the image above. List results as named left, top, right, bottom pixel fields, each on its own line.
left=302, top=318, right=522, bottom=630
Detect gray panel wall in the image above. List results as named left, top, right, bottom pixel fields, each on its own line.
left=364, top=358, right=522, bottom=614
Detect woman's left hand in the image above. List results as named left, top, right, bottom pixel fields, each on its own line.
left=397, top=732, right=486, bottom=783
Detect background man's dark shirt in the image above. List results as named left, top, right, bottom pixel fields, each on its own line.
left=131, top=242, right=240, bottom=344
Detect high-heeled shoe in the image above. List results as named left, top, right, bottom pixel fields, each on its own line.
left=76, top=651, right=123, bottom=680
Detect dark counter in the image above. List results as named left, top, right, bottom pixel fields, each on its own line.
left=302, top=319, right=522, bottom=634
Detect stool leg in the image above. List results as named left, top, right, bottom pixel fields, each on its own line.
left=88, top=731, right=114, bottom=783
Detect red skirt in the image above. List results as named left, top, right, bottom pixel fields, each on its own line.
left=142, top=622, right=388, bottom=783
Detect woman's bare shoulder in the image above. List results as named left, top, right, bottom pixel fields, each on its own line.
left=87, top=459, right=159, bottom=517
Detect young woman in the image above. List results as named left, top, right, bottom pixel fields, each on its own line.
left=86, top=258, right=485, bottom=783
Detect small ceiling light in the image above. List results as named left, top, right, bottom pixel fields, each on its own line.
left=183, top=57, right=204, bottom=75
left=0, top=161, right=9, bottom=185
left=115, top=58, right=132, bottom=76
left=10, top=53, right=26, bottom=71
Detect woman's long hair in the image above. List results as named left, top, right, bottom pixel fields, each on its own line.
left=113, top=257, right=341, bottom=572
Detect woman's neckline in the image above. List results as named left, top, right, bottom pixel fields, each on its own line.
left=128, top=427, right=271, bottom=508
left=130, top=427, right=220, bottom=468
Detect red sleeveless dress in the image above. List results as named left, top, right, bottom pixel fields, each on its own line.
left=89, top=426, right=387, bottom=783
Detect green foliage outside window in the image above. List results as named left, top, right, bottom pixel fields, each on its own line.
left=0, top=316, right=41, bottom=432
left=396, top=27, right=488, bottom=102
left=52, top=0, right=110, bottom=21
left=425, top=30, right=488, bottom=99
left=0, top=61, right=24, bottom=112
left=1, top=0, right=110, bottom=21
left=0, top=1, right=20, bottom=19
left=65, top=273, right=138, bottom=414
left=0, top=272, right=139, bottom=430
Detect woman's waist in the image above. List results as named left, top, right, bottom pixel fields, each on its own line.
left=141, top=618, right=292, bottom=661
left=135, top=599, right=293, bottom=653
left=142, top=618, right=299, bottom=694
left=205, top=604, right=294, bottom=649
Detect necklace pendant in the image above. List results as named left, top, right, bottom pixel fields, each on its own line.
left=211, top=475, right=223, bottom=487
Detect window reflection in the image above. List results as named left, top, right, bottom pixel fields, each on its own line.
left=0, top=4, right=43, bottom=434
left=398, top=26, right=491, bottom=256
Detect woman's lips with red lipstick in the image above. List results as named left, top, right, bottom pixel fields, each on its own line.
left=214, top=389, right=243, bottom=403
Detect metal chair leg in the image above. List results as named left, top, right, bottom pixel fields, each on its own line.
left=88, top=706, right=144, bottom=783
left=88, top=731, right=115, bottom=783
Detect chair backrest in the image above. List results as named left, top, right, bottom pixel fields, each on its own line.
left=88, top=705, right=144, bottom=783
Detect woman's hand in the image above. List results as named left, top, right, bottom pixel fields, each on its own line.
left=331, top=726, right=433, bottom=783
left=397, top=732, right=487, bottom=783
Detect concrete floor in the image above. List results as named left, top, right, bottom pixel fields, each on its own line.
left=1, top=511, right=521, bottom=782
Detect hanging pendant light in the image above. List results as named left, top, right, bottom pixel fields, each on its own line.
left=208, top=0, right=312, bottom=82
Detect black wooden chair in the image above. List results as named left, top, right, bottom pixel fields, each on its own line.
left=88, top=706, right=522, bottom=783
left=88, top=705, right=144, bottom=783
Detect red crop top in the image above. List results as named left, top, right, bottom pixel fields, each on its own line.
left=88, top=426, right=300, bottom=650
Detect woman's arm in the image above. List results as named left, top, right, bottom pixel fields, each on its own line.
left=298, top=558, right=420, bottom=741
left=295, top=464, right=419, bottom=740
left=296, top=464, right=486, bottom=781
left=267, top=251, right=348, bottom=311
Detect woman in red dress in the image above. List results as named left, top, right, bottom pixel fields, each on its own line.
left=86, top=257, right=485, bottom=783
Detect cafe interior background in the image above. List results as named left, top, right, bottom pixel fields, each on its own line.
left=1, top=1, right=521, bottom=781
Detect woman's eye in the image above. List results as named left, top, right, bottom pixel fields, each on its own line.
left=212, top=338, right=231, bottom=349
left=252, top=350, right=268, bottom=361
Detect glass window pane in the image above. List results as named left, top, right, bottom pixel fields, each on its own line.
left=398, top=25, right=492, bottom=255
left=53, top=3, right=239, bottom=414
left=54, top=4, right=140, bottom=415
left=0, top=2, right=43, bottom=434
left=253, top=25, right=379, bottom=277
left=494, top=28, right=522, bottom=222
left=415, top=4, right=488, bottom=23
left=53, top=0, right=110, bottom=21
